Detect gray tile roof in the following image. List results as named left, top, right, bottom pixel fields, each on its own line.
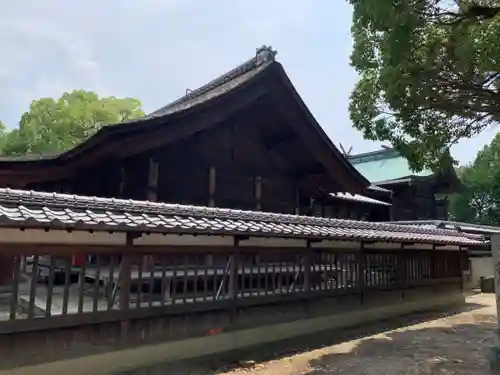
left=0, top=189, right=485, bottom=246
left=390, top=220, right=500, bottom=236
left=330, top=192, right=392, bottom=206
left=366, top=184, right=392, bottom=194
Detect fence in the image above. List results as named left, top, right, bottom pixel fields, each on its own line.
left=0, top=244, right=463, bottom=334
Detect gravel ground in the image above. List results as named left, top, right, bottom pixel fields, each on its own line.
left=219, top=294, right=497, bottom=375
left=126, top=294, right=498, bottom=375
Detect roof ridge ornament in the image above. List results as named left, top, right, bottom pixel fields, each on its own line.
left=255, top=45, right=277, bottom=66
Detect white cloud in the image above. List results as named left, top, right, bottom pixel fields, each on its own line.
left=0, top=0, right=487, bottom=163
left=0, top=4, right=105, bottom=117
left=0, top=0, right=314, bottom=108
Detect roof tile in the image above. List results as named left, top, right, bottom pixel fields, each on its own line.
left=0, top=188, right=486, bottom=246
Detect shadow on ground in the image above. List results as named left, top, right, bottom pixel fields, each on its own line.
left=119, top=300, right=490, bottom=374
left=307, top=320, right=496, bottom=375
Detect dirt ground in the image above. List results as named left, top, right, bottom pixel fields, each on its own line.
left=126, top=294, right=498, bottom=375
left=217, top=293, right=498, bottom=375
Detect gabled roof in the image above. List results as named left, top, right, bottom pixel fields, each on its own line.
left=145, top=47, right=278, bottom=119
left=348, top=148, right=433, bottom=185
left=0, top=46, right=369, bottom=192
left=0, top=188, right=484, bottom=246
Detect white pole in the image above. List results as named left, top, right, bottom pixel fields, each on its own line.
left=490, top=234, right=500, bottom=373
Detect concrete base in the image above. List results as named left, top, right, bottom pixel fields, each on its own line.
left=0, top=292, right=465, bottom=375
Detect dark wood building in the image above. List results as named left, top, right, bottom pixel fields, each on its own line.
left=0, top=46, right=371, bottom=215
left=348, top=148, right=461, bottom=221
left=0, top=48, right=481, bottom=372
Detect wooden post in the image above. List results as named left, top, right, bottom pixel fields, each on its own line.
left=119, top=165, right=127, bottom=199
left=490, top=234, right=500, bottom=373
left=145, top=158, right=159, bottom=269
left=117, top=162, right=133, bottom=311
left=357, top=242, right=366, bottom=305
left=208, top=166, right=216, bottom=207
left=206, top=166, right=217, bottom=267
left=0, top=256, right=14, bottom=302
left=304, top=241, right=312, bottom=292
left=118, top=234, right=134, bottom=310
left=147, top=158, right=159, bottom=202
left=255, top=176, right=262, bottom=211
left=294, top=184, right=300, bottom=215
left=398, top=243, right=407, bottom=299
left=430, top=244, right=437, bottom=280
left=229, top=238, right=239, bottom=301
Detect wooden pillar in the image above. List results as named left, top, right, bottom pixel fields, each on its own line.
left=228, top=237, right=239, bottom=301
left=0, top=256, right=14, bottom=296
left=147, top=158, right=159, bottom=202
left=117, top=163, right=134, bottom=312
left=208, top=166, right=216, bottom=207
left=119, top=165, right=127, bottom=199
left=489, top=234, right=500, bottom=372
left=398, top=243, right=407, bottom=299
left=205, top=166, right=216, bottom=267
left=430, top=244, right=437, bottom=279
left=255, top=176, right=262, bottom=211
left=304, top=241, right=312, bottom=292
left=294, top=184, right=300, bottom=215
left=145, top=158, right=159, bottom=270
left=119, top=235, right=134, bottom=310
left=357, top=242, right=366, bottom=304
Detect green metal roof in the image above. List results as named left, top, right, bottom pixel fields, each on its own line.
left=348, top=148, right=433, bottom=184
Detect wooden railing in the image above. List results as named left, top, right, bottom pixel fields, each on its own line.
left=0, top=247, right=463, bottom=333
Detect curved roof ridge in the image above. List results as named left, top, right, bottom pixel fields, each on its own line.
left=147, top=46, right=277, bottom=119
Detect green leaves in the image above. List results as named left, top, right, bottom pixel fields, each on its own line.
left=349, top=0, right=500, bottom=171
left=0, top=90, right=145, bottom=157
left=449, top=132, right=500, bottom=224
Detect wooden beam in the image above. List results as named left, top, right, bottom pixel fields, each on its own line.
left=0, top=243, right=129, bottom=256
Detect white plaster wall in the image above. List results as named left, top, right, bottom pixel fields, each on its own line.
left=470, top=256, right=494, bottom=288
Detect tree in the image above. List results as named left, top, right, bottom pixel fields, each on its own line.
left=1, top=90, right=145, bottom=156
left=348, top=0, right=500, bottom=171
left=449, top=133, right=500, bottom=224
left=0, top=121, right=7, bottom=154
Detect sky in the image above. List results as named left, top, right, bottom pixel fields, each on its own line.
left=0, top=0, right=497, bottom=164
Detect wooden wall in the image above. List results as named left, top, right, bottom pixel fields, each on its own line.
left=390, top=182, right=447, bottom=221
left=30, top=112, right=316, bottom=215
